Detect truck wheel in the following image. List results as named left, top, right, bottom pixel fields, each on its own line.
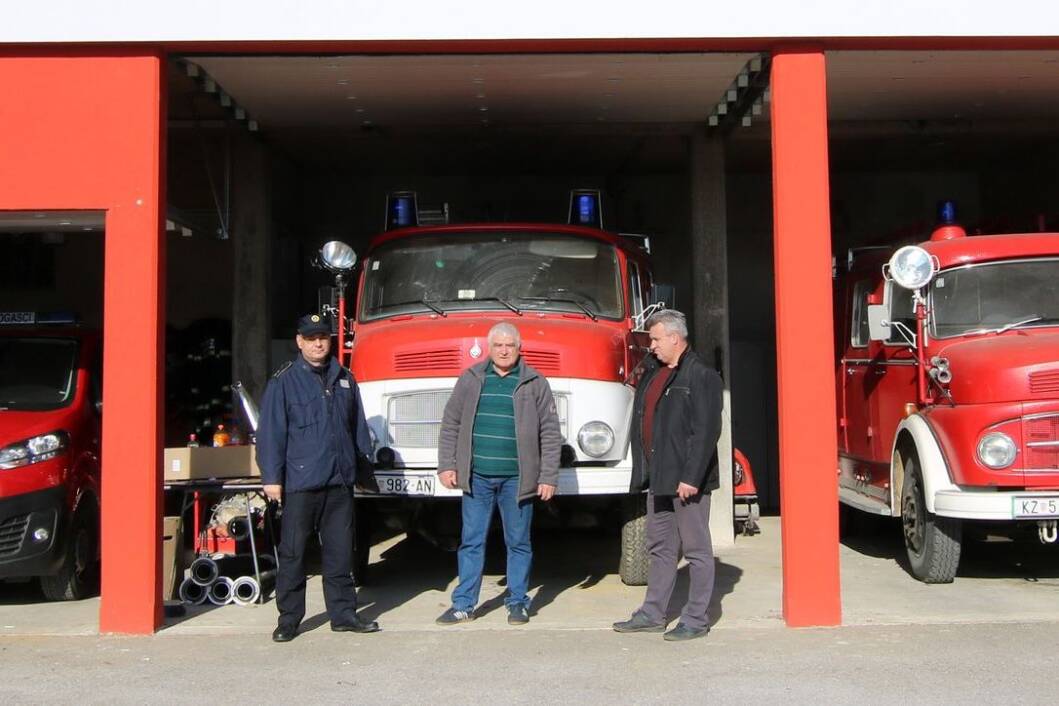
left=901, top=453, right=961, bottom=583
left=619, top=496, right=648, bottom=586
left=41, top=507, right=99, bottom=601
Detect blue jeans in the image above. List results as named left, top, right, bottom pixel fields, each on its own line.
left=452, top=473, right=534, bottom=612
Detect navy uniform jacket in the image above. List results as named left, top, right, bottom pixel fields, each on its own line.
left=256, top=356, right=374, bottom=493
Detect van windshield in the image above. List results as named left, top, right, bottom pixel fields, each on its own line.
left=360, top=232, right=624, bottom=321
left=931, top=259, right=1059, bottom=337
left=0, top=337, right=79, bottom=411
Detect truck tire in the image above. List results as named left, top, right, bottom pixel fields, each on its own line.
left=901, top=452, right=961, bottom=583
left=619, top=496, right=649, bottom=586
left=41, top=506, right=100, bottom=601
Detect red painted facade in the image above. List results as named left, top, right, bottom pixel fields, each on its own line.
left=770, top=48, right=843, bottom=627
left=0, top=52, right=166, bottom=633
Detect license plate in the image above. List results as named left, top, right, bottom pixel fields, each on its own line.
left=1013, top=496, right=1059, bottom=518
left=375, top=473, right=436, bottom=496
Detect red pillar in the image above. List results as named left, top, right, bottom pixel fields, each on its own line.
left=0, top=52, right=166, bottom=633
left=769, top=47, right=842, bottom=627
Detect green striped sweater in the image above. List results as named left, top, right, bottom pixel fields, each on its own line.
left=471, top=361, right=521, bottom=477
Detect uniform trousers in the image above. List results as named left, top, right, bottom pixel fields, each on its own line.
left=638, top=490, right=715, bottom=630
left=276, top=485, right=358, bottom=629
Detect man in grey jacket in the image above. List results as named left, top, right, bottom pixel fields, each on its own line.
left=435, top=322, right=562, bottom=626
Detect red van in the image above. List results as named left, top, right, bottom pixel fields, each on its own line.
left=0, top=315, right=101, bottom=599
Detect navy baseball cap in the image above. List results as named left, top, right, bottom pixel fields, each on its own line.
left=296, top=313, right=331, bottom=336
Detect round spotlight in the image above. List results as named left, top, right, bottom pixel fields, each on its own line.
left=577, top=422, right=614, bottom=458
left=320, top=241, right=357, bottom=273
left=33, top=528, right=50, bottom=542
left=977, top=432, right=1017, bottom=470
left=888, top=246, right=937, bottom=290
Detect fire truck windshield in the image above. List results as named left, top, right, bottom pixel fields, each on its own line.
left=360, top=231, right=624, bottom=321
left=931, top=258, right=1059, bottom=338
left=0, top=337, right=79, bottom=411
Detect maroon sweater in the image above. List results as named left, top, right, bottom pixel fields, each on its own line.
left=641, top=366, right=674, bottom=458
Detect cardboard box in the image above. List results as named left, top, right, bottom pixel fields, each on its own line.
left=163, top=445, right=259, bottom=481
left=161, top=516, right=184, bottom=601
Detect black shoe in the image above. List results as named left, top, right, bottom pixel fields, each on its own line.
left=331, top=615, right=380, bottom=634
left=663, top=623, right=709, bottom=642
left=507, top=605, right=529, bottom=625
left=272, top=625, right=297, bottom=643
left=612, top=612, right=666, bottom=633
left=436, top=607, right=475, bottom=625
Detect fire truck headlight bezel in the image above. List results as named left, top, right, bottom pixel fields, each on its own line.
left=577, top=421, right=614, bottom=458
left=977, top=432, right=1017, bottom=469
left=320, top=241, right=357, bottom=273
left=888, top=245, right=937, bottom=290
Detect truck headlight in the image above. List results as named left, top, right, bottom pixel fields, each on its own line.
left=977, top=432, right=1016, bottom=469
left=0, top=431, right=70, bottom=470
left=577, top=421, right=614, bottom=458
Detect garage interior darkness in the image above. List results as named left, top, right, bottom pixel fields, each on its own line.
left=5, top=50, right=1058, bottom=514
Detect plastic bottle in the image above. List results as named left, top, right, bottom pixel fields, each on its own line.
left=212, top=424, right=230, bottom=448
left=187, top=433, right=200, bottom=448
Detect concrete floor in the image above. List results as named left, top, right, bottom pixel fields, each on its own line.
left=2, top=514, right=1059, bottom=636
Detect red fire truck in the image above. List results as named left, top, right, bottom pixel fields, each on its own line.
left=0, top=315, right=101, bottom=600
left=314, top=190, right=758, bottom=583
left=836, top=204, right=1059, bottom=582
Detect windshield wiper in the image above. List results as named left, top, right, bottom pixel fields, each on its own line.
left=516, top=296, right=598, bottom=321
left=994, top=315, right=1042, bottom=335
left=467, top=297, right=522, bottom=315
left=378, top=299, right=448, bottom=317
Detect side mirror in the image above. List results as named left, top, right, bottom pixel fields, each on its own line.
left=867, top=304, right=890, bottom=341
left=649, top=283, right=676, bottom=309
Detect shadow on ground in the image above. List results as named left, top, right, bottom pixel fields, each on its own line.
left=842, top=511, right=1059, bottom=581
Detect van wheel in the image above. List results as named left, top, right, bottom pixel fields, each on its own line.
left=619, top=496, right=648, bottom=586
left=901, top=453, right=961, bottom=583
left=41, top=507, right=100, bottom=601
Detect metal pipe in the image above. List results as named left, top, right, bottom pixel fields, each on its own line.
left=211, top=553, right=274, bottom=579
left=232, top=569, right=277, bottom=607
left=208, top=576, right=235, bottom=605
left=227, top=515, right=251, bottom=541
left=190, top=556, right=219, bottom=587
left=178, top=577, right=209, bottom=605
left=232, top=381, right=260, bottom=433
left=245, top=493, right=262, bottom=603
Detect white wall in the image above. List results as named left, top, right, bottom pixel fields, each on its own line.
left=3, top=1, right=1056, bottom=43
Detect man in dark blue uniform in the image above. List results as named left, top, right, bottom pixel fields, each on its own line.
left=257, top=313, right=380, bottom=642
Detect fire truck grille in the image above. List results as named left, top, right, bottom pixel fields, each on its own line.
left=394, top=348, right=461, bottom=372
left=1029, top=369, right=1059, bottom=395
left=0, top=514, right=29, bottom=557
left=387, top=391, right=570, bottom=448
left=1024, top=414, right=1059, bottom=471
left=521, top=349, right=561, bottom=373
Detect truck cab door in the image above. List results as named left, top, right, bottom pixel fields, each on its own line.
left=872, top=281, right=918, bottom=462
left=840, top=278, right=879, bottom=462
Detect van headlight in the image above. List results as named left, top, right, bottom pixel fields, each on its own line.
left=977, top=432, right=1016, bottom=469
left=577, top=422, right=614, bottom=458
left=0, top=431, right=70, bottom=470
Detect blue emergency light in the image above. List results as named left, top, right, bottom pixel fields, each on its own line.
left=568, top=189, right=603, bottom=229
left=937, top=200, right=958, bottom=225
left=385, top=191, right=419, bottom=231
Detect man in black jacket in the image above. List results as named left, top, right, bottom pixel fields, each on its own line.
left=257, top=313, right=380, bottom=642
left=613, top=309, right=723, bottom=641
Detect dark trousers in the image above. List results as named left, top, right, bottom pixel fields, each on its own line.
left=276, top=485, right=358, bottom=629
left=638, top=491, right=715, bottom=630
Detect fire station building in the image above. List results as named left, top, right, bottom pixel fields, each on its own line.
left=2, top=2, right=1058, bottom=633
